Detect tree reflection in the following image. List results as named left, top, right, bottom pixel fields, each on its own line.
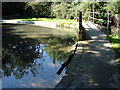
left=2, top=38, right=45, bottom=79
left=38, top=35, right=77, bottom=64
left=2, top=24, right=45, bottom=79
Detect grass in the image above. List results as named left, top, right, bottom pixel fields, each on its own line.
left=7, top=17, right=87, bottom=25
left=108, top=34, right=120, bottom=62
left=4, top=17, right=88, bottom=25
left=9, top=18, right=77, bottom=24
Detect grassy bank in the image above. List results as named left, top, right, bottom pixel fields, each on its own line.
left=7, top=18, right=87, bottom=25
left=10, top=18, right=76, bottom=22
left=8, top=18, right=77, bottom=24
left=108, top=34, right=120, bottom=62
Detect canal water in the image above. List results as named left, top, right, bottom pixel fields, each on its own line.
left=2, top=23, right=77, bottom=88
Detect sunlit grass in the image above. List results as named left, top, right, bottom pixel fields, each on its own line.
left=7, top=18, right=88, bottom=25
left=8, top=18, right=78, bottom=25
left=10, top=18, right=76, bottom=22
left=108, top=34, right=120, bottom=62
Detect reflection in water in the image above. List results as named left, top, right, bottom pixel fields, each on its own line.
left=2, top=24, right=77, bottom=88
left=0, top=78, right=1, bottom=89
left=2, top=38, right=44, bottom=79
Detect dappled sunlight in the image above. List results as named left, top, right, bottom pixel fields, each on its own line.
left=82, top=74, right=100, bottom=86
left=59, top=46, right=75, bottom=53
left=60, top=39, right=117, bottom=88
left=92, top=36, right=99, bottom=39
left=99, top=34, right=107, bottom=37
left=64, top=73, right=68, bottom=77
left=103, top=43, right=112, bottom=48
left=86, top=50, right=100, bottom=54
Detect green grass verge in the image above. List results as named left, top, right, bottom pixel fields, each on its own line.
left=108, top=34, right=120, bottom=62
left=10, top=18, right=76, bottom=23
left=10, top=18, right=76, bottom=22
left=7, top=18, right=88, bottom=25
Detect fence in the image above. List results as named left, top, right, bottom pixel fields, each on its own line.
left=88, top=11, right=112, bottom=35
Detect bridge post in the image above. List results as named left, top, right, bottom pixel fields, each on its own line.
left=107, top=11, right=111, bottom=34
left=93, top=3, right=95, bottom=23
left=77, top=11, right=83, bottom=41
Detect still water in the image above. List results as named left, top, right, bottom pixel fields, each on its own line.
left=3, top=44, right=65, bottom=88
left=2, top=24, right=77, bottom=88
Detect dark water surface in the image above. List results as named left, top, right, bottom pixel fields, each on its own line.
left=2, top=24, right=77, bottom=88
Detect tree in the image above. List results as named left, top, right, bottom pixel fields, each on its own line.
left=51, top=3, right=69, bottom=19
left=104, top=2, right=120, bottom=14
left=26, top=2, right=52, bottom=18
left=2, top=2, right=26, bottom=18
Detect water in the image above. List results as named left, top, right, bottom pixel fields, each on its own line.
left=2, top=44, right=65, bottom=88
left=2, top=24, right=77, bottom=88
left=0, top=77, right=1, bottom=89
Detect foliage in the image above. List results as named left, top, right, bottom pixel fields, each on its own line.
left=51, top=3, right=72, bottom=19
left=2, top=2, right=119, bottom=25
left=26, top=2, right=52, bottom=18
left=2, top=2, right=27, bottom=18
left=51, top=2, right=82, bottom=19
left=104, top=2, right=120, bottom=14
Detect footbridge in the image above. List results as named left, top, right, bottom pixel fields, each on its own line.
left=55, top=22, right=119, bottom=88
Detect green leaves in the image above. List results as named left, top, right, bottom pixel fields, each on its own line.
left=3, top=2, right=119, bottom=23
left=104, top=2, right=120, bottom=14
left=27, top=2, right=52, bottom=17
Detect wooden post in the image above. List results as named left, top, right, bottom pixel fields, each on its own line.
left=88, top=11, right=90, bottom=23
left=107, top=11, right=111, bottom=34
left=118, top=28, right=120, bottom=37
left=93, top=4, right=95, bottom=23
left=77, top=11, right=82, bottom=41
left=117, top=22, right=120, bottom=37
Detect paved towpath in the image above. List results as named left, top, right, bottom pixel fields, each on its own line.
left=82, top=23, right=107, bottom=40
left=55, top=23, right=119, bottom=89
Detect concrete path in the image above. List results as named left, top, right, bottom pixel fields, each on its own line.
left=55, top=23, right=119, bottom=89
left=82, top=23, right=107, bottom=40
left=69, top=40, right=117, bottom=88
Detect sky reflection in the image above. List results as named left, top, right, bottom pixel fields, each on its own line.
left=2, top=44, right=66, bottom=88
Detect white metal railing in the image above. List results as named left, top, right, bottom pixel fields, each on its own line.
left=88, top=11, right=112, bottom=34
